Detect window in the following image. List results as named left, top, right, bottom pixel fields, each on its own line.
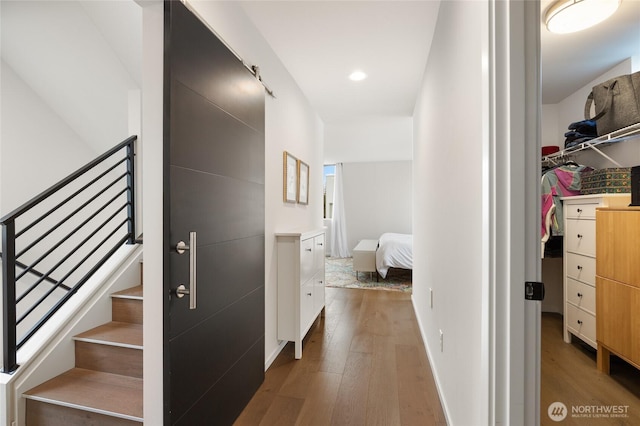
left=323, top=164, right=335, bottom=219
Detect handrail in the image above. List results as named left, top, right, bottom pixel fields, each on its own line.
left=0, top=136, right=136, bottom=224
left=1, top=135, right=138, bottom=373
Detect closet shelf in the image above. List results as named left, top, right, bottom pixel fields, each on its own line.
left=542, top=122, right=640, bottom=167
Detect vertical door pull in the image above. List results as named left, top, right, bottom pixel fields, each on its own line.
left=175, top=232, right=197, bottom=309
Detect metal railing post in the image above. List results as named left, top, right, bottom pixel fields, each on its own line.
left=126, top=139, right=136, bottom=244
left=2, top=221, right=18, bottom=373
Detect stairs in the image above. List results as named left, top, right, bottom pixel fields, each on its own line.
left=23, top=285, right=143, bottom=425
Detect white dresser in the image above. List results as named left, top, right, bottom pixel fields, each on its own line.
left=276, top=228, right=325, bottom=359
left=561, top=194, right=630, bottom=348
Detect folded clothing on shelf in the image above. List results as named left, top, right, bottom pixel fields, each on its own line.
left=564, top=119, right=597, bottom=148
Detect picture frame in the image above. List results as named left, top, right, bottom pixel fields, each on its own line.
left=283, top=151, right=298, bottom=203
left=297, top=160, right=309, bottom=205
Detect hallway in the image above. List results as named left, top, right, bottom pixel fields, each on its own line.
left=235, top=287, right=446, bottom=425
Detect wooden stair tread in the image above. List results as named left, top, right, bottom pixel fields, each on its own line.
left=74, top=322, right=142, bottom=348
left=24, top=368, right=143, bottom=422
left=112, top=285, right=143, bottom=300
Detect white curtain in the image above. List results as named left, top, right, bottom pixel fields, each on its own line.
left=330, top=163, right=350, bottom=258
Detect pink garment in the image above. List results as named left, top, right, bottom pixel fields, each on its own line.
left=541, top=166, right=589, bottom=243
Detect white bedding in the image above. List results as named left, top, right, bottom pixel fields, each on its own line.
left=375, top=233, right=413, bottom=279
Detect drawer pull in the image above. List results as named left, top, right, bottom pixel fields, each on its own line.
left=577, top=292, right=583, bottom=298
left=317, top=242, right=323, bottom=246
left=577, top=265, right=583, bottom=270
left=577, top=234, right=583, bottom=239
left=305, top=248, right=312, bottom=252
left=577, top=320, right=583, bottom=325
left=307, top=292, right=312, bottom=296
left=577, top=208, right=582, bottom=213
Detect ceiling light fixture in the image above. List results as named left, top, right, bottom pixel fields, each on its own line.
left=349, top=70, right=367, bottom=81
left=544, top=0, right=621, bottom=34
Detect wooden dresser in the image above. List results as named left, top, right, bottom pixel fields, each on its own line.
left=595, top=207, right=640, bottom=373
left=561, top=194, right=630, bottom=348
left=276, top=228, right=325, bottom=359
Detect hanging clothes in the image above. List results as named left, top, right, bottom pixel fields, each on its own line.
left=541, top=163, right=592, bottom=257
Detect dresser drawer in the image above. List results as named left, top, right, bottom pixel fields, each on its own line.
left=566, top=303, right=596, bottom=348
left=313, top=234, right=325, bottom=272
left=300, top=237, right=315, bottom=284
left=565, top=219, right=595, bottom=256
left=312, top=271, right=325, bottom=314
left=566, top=278, right=595, bottom=315
left=566, top=253, right=595, bottom=285
left=564, top=202, right=599, bottom=219
left=300, top=281, right=315, bottom=329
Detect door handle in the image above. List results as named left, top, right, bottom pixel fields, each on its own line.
left=174, top=231, right=197, bottom=309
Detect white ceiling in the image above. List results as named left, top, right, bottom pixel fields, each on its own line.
left=2, top=0, right=638, bottom=157
left=241, top=1, right=440, bottom=123
left=541, top=0, right=640, bottom=104
left=242, top=0, right=640, bottom=123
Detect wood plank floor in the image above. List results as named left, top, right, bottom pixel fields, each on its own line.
left=237, top=290, right=640, bottom=425
left=541, top=313, right=640, bottom=425
left=234, top=287, right=447, bottom=426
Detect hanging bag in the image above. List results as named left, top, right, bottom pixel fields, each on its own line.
left=584, top=71, right=640, bottom=136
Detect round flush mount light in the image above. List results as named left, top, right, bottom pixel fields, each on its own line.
left=545, top=0, right=621, bottom=34
left=349, top=70, right=367, bottom=81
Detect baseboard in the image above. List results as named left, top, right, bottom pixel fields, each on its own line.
left=411, top=293, right=452, bottom=426
left=265, top=340, right=287, bottom=371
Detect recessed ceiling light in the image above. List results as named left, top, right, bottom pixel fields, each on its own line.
left=349, top=70, right=367, bottom=81
left=544, top=0, right=621, bottom=34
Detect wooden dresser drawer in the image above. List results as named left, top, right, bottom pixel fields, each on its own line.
left=566, top=253, right=595, bottom=285
left=566, top=303, right=596, bottom=348
left=596, top=209, right=640, bottom=287
left=596, top=276, right=640, bottom=365
left=565, top=219, right=595, bottom=256
left=566, top=278, right=595, bottom=315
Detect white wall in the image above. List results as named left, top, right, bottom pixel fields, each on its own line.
left=341, top=161, right=412, bottom=252
left=324, top=116, right=413, bottom=163
left=0, top=60, right=96, bottom=214
left=413, top=1, right=487, bottom=424
left=0, top=0, right=140, bottom=155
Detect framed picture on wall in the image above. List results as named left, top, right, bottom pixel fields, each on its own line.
left=298, top=160, right=309, bottom=205
left=283, top=151, right=298, bottom=203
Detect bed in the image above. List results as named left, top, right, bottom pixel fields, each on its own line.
left=375, top=233, right=413, bottom=279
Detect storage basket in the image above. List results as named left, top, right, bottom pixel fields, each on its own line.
left=580, top=167, right=632, bottom=195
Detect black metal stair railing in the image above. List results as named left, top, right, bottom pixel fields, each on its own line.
left=1, top=135, right=138, bottom=374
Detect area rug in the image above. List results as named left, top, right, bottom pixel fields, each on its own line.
left=325, top=257, right=412, bottom=293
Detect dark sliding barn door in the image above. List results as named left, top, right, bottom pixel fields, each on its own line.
left=163, top=2, right=265, bottom=424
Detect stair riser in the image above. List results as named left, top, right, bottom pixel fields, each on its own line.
left=112, top=298, right=143, bottom=324
left=26, top=400, right=141, bottom=426
left=75, top=342, right=143, bottom=378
